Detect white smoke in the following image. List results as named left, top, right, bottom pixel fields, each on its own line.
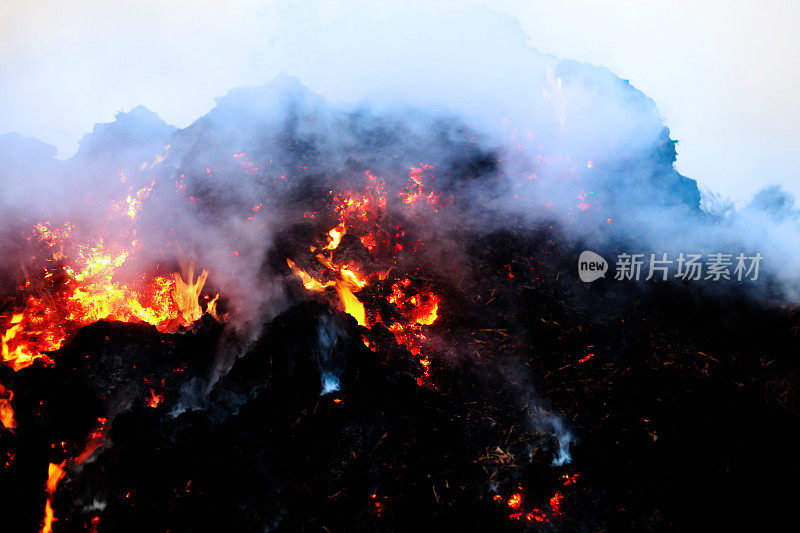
left=1, top=0, right=799, bottom=469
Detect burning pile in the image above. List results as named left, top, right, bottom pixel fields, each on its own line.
left=0, top=77, right=797, bottom=532
left=0, top=172, right=222, bottom=531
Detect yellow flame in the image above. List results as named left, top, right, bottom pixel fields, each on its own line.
left=286, top=259, right=335, bottom=291
left=335, top=282, right=366, bottom=326
left=414, top=300, right=439, bottom=325
left=323, top=224, right=346, bottom=250
left=172, top=264, right=209, bottom=326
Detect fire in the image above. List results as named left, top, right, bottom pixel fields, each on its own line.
left=492, top=482, right=572, bottom=524
left=335, top=283, right=366, bottom=327
left=330, top=171, right=389, bottom=253
left=286, top=257, right=367, bottom=327
left=206, top=294, right=220, bottom=321
left=1, top=261, right=215, bottom=371
left=113, top=181, right=155, bottom=219
left=398, top=164, right=453, bottom=210
left=339, top=266, right=368, bottom=290
left=0, top=157, right=224, bottom=529
left=39, top=417, right=108, bottom=529
left=172, top=263, right=212, bottom=326
left=45, top=461, right=66, bottom=496
left=286, top=167, right=443, bottom=385
left=324, top=224, right=346, bottom=250
left=286, top=259, right=335, bottom=292
left=507, top=492, right=523, bottom=510
left=1, top=196, right=220, bottom=372
left=1, top=313, right=45, bottom=371
left=148, top=389, right=163, bottom=408
left=387, top=278, right=440, bottom=326
left=73, top=417, right=108, bottom=465
left=42, top=461, right=66, bottom=533
left=42, top=495, right=57, bottom=532
left=0, top=382, right=17, bottom=430
left=549, top=491, right=564, bottom=515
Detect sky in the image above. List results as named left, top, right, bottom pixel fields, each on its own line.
left=0, top=0, right=797, bottom=204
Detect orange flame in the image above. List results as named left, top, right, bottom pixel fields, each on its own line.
left=0, top=170, right=224, bottom=530
left=1, top=227, right=219, bottom=371
left=0, top=383, right=17, bottom=430
left=286, top=259, right=335, bottom=292
left=148, top=389, right=163, bottom=408
left=206, top=294, right=220, bottom=321
left=0, top=181, right=223, bottom=373
left=41, top=461, right=67, bottom=533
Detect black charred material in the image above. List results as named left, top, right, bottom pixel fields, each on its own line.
left=0, top=318, right=223, bottom=531
left=46, top=302, right=566, bottom=533
left=5, top=227, right=800, bottom=531
left=0, top=80, right=793, bottom=532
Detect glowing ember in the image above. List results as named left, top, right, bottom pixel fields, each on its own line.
left=549, top=491, right=564, bottom=515
left=560, top=473, right=579, bottom=486
left=492, top=481, right=572, bottom=524
left=369, top=493, right=388, bottom=517
left=286, top=167, right=443, bottom=385
left=387, top=278, right=440, bottom=326
left=398, top=164, right=453, bottom=210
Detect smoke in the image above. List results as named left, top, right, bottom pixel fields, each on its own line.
left=1, top=1, right=785, bottom=277
left=1, top=0, right=798, bottom=479
left=550, top=418, right=574, bottom=467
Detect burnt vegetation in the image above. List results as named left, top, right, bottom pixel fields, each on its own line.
left=1, top=79, right=798, bottom=532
